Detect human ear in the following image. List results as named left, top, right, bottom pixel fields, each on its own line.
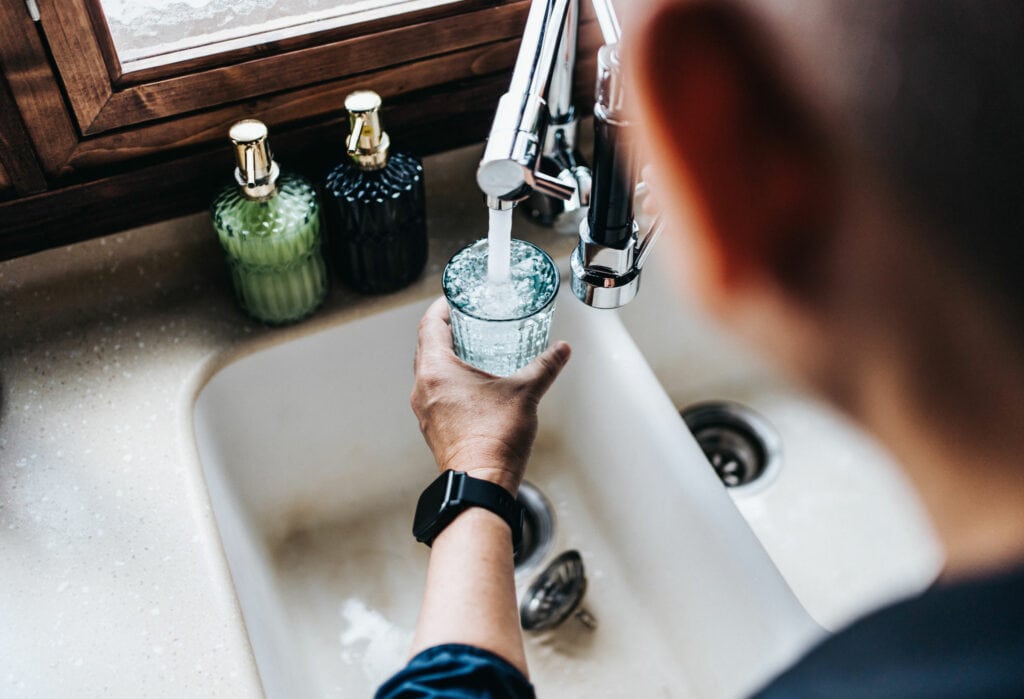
left=626, top=1, right=834, bottom=303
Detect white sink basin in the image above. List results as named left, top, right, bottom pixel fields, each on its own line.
left=617, top=252, right=944, bottom=631
left=193, top=282, right=822, bottom=698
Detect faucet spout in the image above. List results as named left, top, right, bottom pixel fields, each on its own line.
left=477, top=0, right=578, bottom=206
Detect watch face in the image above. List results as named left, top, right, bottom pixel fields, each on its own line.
left=413, top=471, right=460, bottom=543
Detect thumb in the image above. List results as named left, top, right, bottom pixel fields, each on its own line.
left=515, top=341, right=571, bottom=399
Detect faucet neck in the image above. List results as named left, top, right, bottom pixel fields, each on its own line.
left=546, top=0, right=578, bottom=123
left=476, top=0, right=576, bottom=204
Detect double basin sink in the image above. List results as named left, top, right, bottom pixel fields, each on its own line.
left=192, top=252, right=941, bottom=697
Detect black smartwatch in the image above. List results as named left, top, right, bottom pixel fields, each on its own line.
left=413, top=470, right=524, bottom=554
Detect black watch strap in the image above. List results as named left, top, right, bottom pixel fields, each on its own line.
left=413, top=470, right=524, bottom=554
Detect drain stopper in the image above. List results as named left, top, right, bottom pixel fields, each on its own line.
left=520, top=550, right=595, bottom=632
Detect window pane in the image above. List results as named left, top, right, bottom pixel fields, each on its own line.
left=98, top=0, right=464, bottom=73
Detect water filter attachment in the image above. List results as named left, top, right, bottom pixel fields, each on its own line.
left=345, top=90, right=391, bottom=171
left=230, top=119, right=281, bottom=200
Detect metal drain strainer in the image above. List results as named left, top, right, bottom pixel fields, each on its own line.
left=520, top=550, right=595, bottom=631
left=680, top=401, right=781, bottom=490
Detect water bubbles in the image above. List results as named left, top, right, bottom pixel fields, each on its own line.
left=444, top=239, right=558, bottom=320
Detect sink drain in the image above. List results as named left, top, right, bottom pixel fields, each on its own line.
left=515, top=481, right=555, bottom=574
left=520, top=549, right=596, bottom=632
left=680, top=402, right=780, bottom=490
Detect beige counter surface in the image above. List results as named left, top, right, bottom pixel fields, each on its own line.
left=0, top=144, right=579, bottom=697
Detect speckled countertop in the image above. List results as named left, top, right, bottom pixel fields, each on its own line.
left=0, top=143, right=580, bottom=697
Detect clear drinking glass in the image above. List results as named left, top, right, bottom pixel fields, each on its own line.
left=442, top=238, right=559, bottom=377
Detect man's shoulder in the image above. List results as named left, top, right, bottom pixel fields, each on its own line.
left=752, top=565, right=1024, bottom=698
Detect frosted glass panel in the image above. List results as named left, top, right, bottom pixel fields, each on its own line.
left=97, top=0, right=464, bottom=73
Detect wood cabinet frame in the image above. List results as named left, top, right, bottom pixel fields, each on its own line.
left=0, top=0, right=601, bottom=260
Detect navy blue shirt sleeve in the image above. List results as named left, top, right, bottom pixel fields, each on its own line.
left=375, top=644, right=536, bottom=699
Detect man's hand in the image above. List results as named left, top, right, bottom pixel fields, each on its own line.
left=411, top=297, right=571, bottom=495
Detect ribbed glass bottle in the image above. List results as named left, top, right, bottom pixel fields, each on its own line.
left=324, top=90, right=427, bottom=294
left=325, top=152, right=427, bottom=293
left=212, top=172, right=328, bottom=324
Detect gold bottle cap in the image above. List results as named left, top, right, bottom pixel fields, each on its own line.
left=345, top=90, right=390, bottom=170
left=229, top=119, right=280, bottom=199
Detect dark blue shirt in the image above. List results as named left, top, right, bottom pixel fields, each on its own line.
left=378, top=565, right=1024, bottom=698
left=752, top=564, right=1024, bottom=698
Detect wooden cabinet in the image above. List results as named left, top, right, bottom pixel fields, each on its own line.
left=0, top=0, right=600, bottom=260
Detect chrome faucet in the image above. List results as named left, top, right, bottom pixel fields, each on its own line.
left=477, top=0, right=583, bottom=211
left=477, top=0, right=662, bottom=308
left=569, top=41, right=664, bottom=308
left=521, top=0, right=592, bottom=225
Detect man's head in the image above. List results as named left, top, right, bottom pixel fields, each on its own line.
left=625, top=0, right=1023, bottom=418
left=625, top=1, right=1024, bottom=561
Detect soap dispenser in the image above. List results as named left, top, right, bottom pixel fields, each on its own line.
left=211, top=119, right=328, bottom=324
left=324, top=90, right=427, bottom=294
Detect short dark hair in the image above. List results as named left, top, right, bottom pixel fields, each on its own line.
left=792, top=1, right=1024, bottom=315
left=854, top=2, right=1022, bottom=312
left=744, top=0, right=1022, bottom=325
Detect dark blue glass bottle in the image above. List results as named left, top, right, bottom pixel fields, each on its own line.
left=324, top=91, right=427, bottom=294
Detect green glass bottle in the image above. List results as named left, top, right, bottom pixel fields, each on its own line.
left=212, top=119, right=328, bottom=324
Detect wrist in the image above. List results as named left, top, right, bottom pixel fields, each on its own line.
left=413, top=470, right=525, bottom=554
left=439, top=438, right=526, bottom=495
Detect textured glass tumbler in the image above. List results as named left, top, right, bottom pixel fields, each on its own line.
left=443, top=239, right=559, bottom=377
